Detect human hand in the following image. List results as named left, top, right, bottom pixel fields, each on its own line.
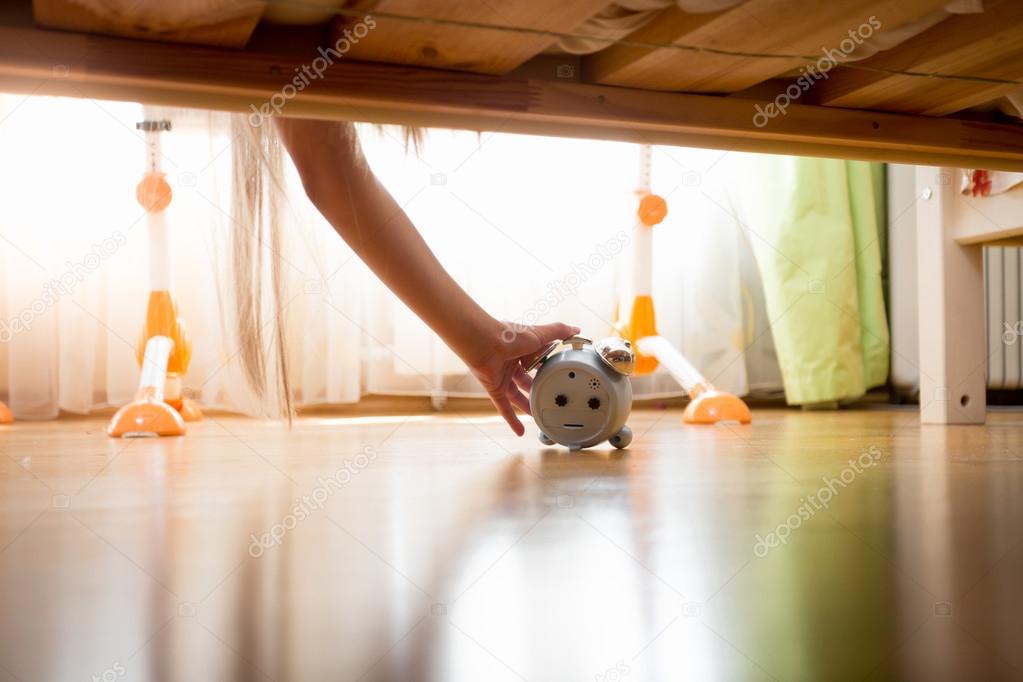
left=464, top=321, right=580, bottom=437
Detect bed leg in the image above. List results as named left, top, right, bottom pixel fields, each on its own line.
left=916, top=167, right=986, bottom=424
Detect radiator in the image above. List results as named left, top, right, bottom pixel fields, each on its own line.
left=986, top=247, right=1023, bottom=389
left=888, top=164, right=1023, bottom=393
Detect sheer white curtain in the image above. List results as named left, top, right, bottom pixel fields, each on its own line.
left=0, top=93, right=780, bottom=419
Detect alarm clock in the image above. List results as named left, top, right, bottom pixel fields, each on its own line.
left=526, top=336, right=634, bottom=450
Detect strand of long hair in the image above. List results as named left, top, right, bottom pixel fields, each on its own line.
left=230, top=116, right=293, bottom=422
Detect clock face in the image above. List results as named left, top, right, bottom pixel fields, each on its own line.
left=534, top=364, right=612, bottom=446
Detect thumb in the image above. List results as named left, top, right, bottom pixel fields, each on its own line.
left=528, top=322, right=580, bottom=348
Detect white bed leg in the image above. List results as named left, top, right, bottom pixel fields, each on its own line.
left=916, top=167, right=986, bottom=424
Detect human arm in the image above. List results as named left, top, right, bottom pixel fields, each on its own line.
left=274, top=118, right=578, bottom=435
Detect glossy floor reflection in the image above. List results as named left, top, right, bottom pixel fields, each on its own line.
left=1, top=408, right=1022, bottom=681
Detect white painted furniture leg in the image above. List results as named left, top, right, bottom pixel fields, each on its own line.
left=916, top=167, right=986, bottom=424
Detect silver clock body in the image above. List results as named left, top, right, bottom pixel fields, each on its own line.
left=529, top=337, right=634, bottom=450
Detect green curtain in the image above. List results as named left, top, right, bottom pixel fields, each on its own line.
left=745, top=157, right=889, bottom=405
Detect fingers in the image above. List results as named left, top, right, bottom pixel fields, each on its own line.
left=489, top=391, right=524, bottom=436
left=513, top=366, right=533, bottom=392
left=530, top=322, right=581, bottom=347
left=508, top=385, right=531, bottom=416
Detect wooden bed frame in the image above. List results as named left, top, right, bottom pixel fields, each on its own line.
left=1, top=0, right=1022, bottom=423
left=918, top=171, right=1023, bottom=423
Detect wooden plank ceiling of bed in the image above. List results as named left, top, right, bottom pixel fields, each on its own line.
left=583, top=0, right=950, bottom=92
left=811, top=0, right=1023, bottom=115
left=339, top=0, right=614, bottom=74
left=2, top=0, right=1022, bottom=170
left=32, top=0, right=267, bottom=47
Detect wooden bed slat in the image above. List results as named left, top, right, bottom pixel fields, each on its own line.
left=904, top=64, right=1023, bottom=117
left=337, top=0, right=614, bottom=75
left=583, top=0, right=949, bottom=93
left=1, top=23, right=1022, bottom=171
left=32, top=0, right=267, bottom=48
left=814, top=0, right=1023, bottom=115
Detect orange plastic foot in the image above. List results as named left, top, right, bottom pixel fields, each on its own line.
left=177, top=398, right=202, bottom=422
left=0, top=401, right=12, bottom=424
left=108, top=400, right=186, bottom=437
left=683, top=390, right=752, bottom=425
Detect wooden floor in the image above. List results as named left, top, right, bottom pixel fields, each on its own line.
left=1, top=407, right=1022, bottom=681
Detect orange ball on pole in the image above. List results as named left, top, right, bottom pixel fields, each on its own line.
left=637, top=193, right=667, bottom=226
left=136, top=172, right=173, bottom=213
